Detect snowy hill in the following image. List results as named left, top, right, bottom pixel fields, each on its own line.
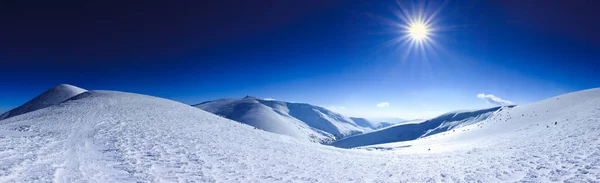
left=330, top=105, right=514, bottom=148
left=0, top=84, right=87, bottom=120
left=194, top=97, right=371, bottom=143
left=2, top=86, right=600, bottom=182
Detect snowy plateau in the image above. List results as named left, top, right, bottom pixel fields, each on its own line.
left=1, top=84, right=600, bottom=182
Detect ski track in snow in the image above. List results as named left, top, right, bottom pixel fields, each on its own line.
left=0, top=89, right=600, bottom=182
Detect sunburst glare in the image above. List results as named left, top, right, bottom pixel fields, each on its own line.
left=384, top=0, right=448, bottom=62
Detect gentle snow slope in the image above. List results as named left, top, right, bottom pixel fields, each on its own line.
left=194, top=97, right=371, bottom=143
left=0, top=84, right=87, bottom=120
left=330, top=105, right=513, bottom=148
left=1, top=87, right=600, bottom=182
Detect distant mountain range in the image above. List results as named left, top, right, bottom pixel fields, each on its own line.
left=194, top=96, right=407, bottom=143
left=193, top=95, right=515, bottom=148
left=0, top=84, right=511, bottom=150
left=330, top=105, right=515, bottom=148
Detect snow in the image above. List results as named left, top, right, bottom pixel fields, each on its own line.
left=330, top=106, right=511, bottom=148
left=366, top=117, right=410, bottom=126
left=349, top=117, right=378, bottom=129
left=1, top=86, right=600, bottom=182
left=349, top=117, right=408, bottom=129
left=0, top=84, right=87, bottom=120
left=194, top=97, right=372, bottom=143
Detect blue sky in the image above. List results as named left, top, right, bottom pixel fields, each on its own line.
left=1, top=0, right=599, bottom=118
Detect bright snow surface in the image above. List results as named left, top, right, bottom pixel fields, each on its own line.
left=1, top=87, right=600, bottom=182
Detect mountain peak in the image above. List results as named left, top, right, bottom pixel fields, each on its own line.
left=243, top=95, right=259, bottom=99
left=0, top=84, right=87, bottom=120
left=52, top=84, right=86, bottom=91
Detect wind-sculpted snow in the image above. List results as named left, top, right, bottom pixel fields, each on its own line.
left=0, top=84, right=87, bottom=120
left=194, top=97, right=370, bottom=143
left=330, top=105, right=513, bottom=148
left=1, top=87, right=600, bottom=182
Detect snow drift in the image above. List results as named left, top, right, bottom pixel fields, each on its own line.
left=1, top=85, right=600, bottom=182
left=330, top=105, right=514, bottom=148
left=194, top=96, right=373, bottom=143
left=0, top=84, right=87, bottom=120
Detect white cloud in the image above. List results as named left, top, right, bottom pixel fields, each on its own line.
left=376, top=102, right=390, bottom=108
left=263, top=97, right=276, bottom=101
left=477, top=93, right=513, bottom=105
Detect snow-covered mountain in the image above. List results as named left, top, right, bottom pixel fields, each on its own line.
left=2, top=85, right=600, bottom=182
left=0, top=84, right=87, bottom=120
left=366, top=117, right=409, bottom=125
left=348, top=117, right=410, bottom=129
left=330, top=105, right=514, bottom=148
left=193, top=96, right=372, bottom=143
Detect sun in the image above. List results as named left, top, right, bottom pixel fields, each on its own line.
left=381, top=0, right=447, bottom=62
left=408, top=23, right=429, bottom=41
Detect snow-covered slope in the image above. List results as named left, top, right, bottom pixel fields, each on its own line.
left=348, top=117, right=378, bottom=129
left=2, top=86, right=600, bottom=182
left=330, top=105, right=513, bottom=148
left=349, top=117, right=409, bottom=129
left=0, top=84, right=87, bottom=120
left=367, top=117, right=410, bottom=126
left=194, top=97, right=371, bottom=143
left=361, top=88, right=600, bottom=154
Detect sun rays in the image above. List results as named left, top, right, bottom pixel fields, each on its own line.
left=386, top=0, right=448, bottom=62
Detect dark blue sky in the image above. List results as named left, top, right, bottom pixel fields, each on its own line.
left=1, top=0, right=599, bottom=118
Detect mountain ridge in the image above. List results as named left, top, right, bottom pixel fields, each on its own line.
left=330, top=105, right=515, bottom=148
left=194, top=97, right=381, bottom=143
